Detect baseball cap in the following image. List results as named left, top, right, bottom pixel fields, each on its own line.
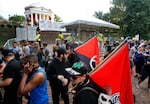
left=1, top=49, right=14, bottom=57
left=65, top=61, right=88, bottom=76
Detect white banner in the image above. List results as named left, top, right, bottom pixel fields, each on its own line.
left=16, top=26, right=36, bottom=41
left=16, top=28, right=27, bottom=41
left=39, top=20, right=66, bottom=31
left=27, top=27, right=37, bottom=41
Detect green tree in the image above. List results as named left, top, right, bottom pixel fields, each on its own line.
left=9, top=15, right=25, bottom=26
left=54, top=14, right=63, bottom=22
left=123, top=0, right=150, bottom=39
left=93, top=0, right=150, bottom=40
left=93, top=11, right=103, bottom=19
left=93, top=0, right=125, bottom=30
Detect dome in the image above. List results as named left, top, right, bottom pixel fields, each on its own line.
left=29, top=3, right=42, bottom=7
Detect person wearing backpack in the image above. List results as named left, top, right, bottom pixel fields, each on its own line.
left=65, top=61, right=112, bottom=104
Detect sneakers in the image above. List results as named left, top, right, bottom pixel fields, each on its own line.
left=136, top=84, right=140, bottom=89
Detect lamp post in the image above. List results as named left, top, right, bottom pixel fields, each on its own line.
left=8, top=14, right=10, bottom=21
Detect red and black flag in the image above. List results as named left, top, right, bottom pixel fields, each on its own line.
left=75, top=36, right=100, bottom=71
left=90, top=42, right=134, bottom=104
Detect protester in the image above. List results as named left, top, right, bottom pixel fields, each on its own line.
left=0, top=59, right=5, bottom=103
left=66, top=61, right=112, bottom=104
left=32, top=41, right=40, bottom=55
left=66, top=43, right=80, bottom=66
left=18, top=55, right=49, bottom=104
left=129, top=42, right=137, bottom=60
left=52, top=45, right=59, bottom=58
left=11, top=41, right=22, bottom=53
left=28, top=41, right=35, bottom=55
left=133, top=46, right=145, bottom=79
left=22, top=40, right=30, bottom=57
left=32, top=42, right=45, bottom=68
left=136, top=57, right=150, bottom=92
left=42, top=43, right=50, bottom=68
left=0, top=49, right=23, bottom=104
left=70, top=40, right=78, bottom=49
left=58, top=32, right=64, bottom=41
left=104, top=41, right=112, bottom=58
left=36, top=28, right=41, bottom=47
left=0, top=59, right=5, bottom=75
left=47, top=47, right=70, bottom=104
left=58, top=32, right=64, bottom=46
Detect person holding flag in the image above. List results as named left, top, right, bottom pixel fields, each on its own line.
left=66, top=61, right=112, bottom=104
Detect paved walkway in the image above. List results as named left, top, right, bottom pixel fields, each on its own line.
left=132, top=70, right=150, bottom=104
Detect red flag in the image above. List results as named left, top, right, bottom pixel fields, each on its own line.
left=90, top=43, right=134, bottom=104
left=75, top=36, right=100, bottom=70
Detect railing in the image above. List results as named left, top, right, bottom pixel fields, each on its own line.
left=3, top=38, right=16, bottom=49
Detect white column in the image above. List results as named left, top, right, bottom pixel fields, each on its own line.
left=31, top=13, right=33, bottom=26
left=35, top=13, right=38, bottom=23
left=47, top=15, right=49, bottom=20
left=45, top=15, right=47, bottom=20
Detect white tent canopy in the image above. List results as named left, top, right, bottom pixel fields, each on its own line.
left=61, top=17, right=120, bottom=30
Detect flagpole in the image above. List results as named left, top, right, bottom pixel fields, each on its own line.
left=89, top=37, right=129, bottom=75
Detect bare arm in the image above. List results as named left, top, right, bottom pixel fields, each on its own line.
left=0, top=78, right=13, bottom=87
left=18, top=71, right=45, bottom=96
left=0, top=63, right=6, bottom=73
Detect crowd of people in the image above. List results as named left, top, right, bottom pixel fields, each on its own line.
left=128, top=40, right=150, bottom=92
left=0, top=36, right=149, bottom=104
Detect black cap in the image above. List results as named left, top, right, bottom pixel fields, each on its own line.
left=65, top=61, right=88, bottom=76
left=1, top=49, right=14, bottom=57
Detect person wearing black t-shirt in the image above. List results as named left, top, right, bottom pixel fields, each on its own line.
left=0, top=49, right=23, bottom=104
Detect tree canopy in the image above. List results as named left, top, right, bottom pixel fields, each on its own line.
left=9, top=15, right=26, bottom=26
left=93, top=0, right=150, bottom=40
left=123, top=0, right=150, bottom=39
left=54, top=14, right=63, bottom=22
